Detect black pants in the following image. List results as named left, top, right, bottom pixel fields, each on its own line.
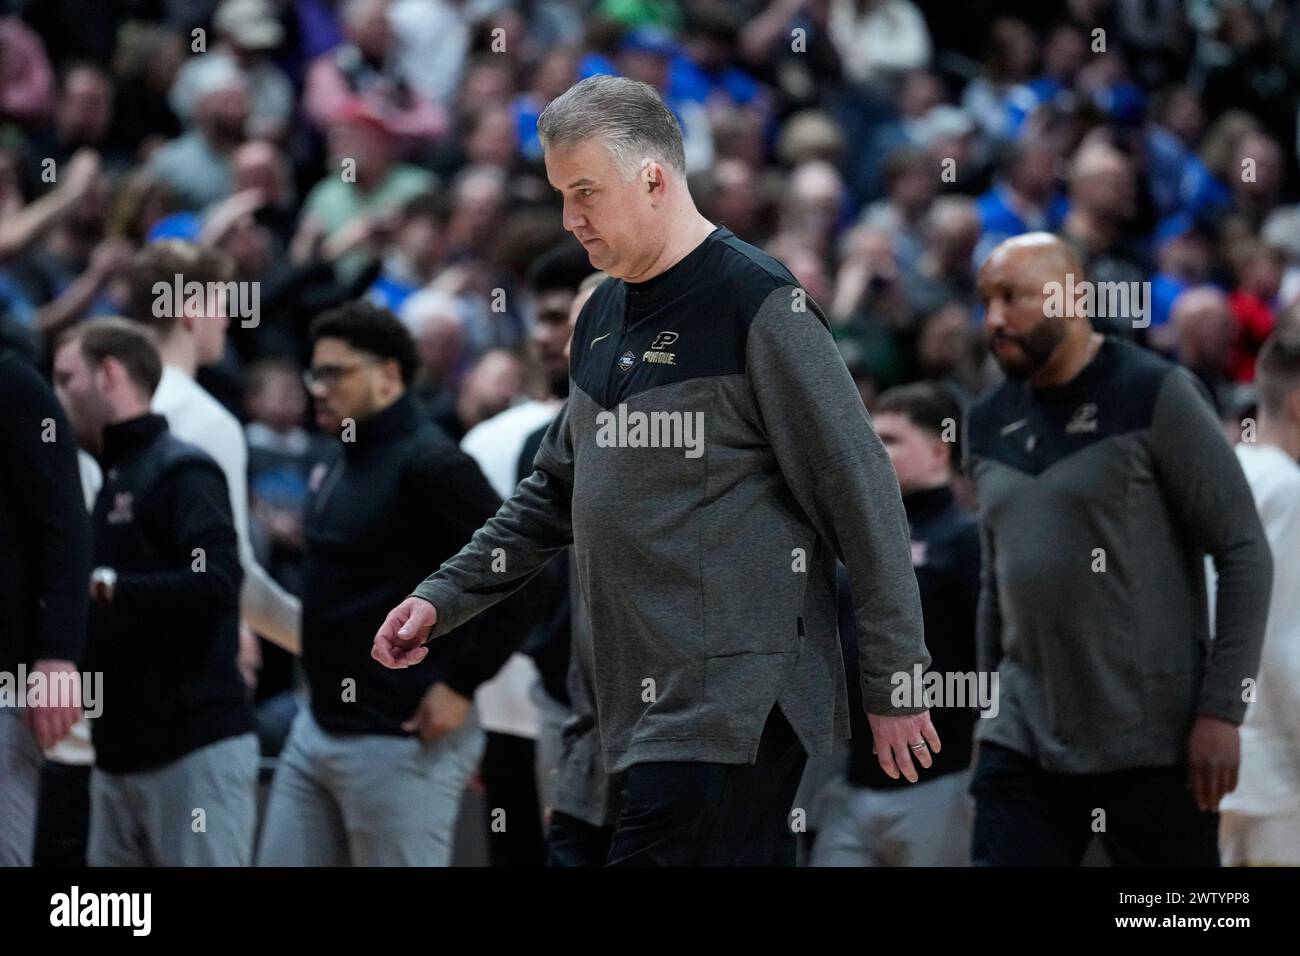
left=546, top=811, right=615, bottom=867
left=971, top=742, right=1220, bottom=866
left=605, top=706, right=807, bottom=867
left=481, top=731, right=545, bottom=867
left=33, top=761, right=90, bottom=867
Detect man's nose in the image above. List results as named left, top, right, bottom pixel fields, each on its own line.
left=563, top=201, right=584, bottom=233
left=984, top=299, right=1005, bottom=335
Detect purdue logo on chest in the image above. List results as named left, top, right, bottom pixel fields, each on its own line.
left=643, top=331, right=678, bottom=366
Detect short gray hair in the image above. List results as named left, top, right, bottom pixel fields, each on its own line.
left=537, top=75, right=686, bottom=177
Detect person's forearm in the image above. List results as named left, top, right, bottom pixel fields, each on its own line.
left=0, top=187, right=81, bottom=263
left=36, top=269, right=106, bottom=348
left=412, top=465, right=574, bottom=640
left=740, top=0, right=805, bottom=63
left=114, top=536, right=241, bottom=612
left=413, top=403, right=575, bottom=639
left=238, top=557, right=302, bottom=655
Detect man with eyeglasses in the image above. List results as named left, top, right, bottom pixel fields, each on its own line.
left=256, top=301, right=527, bottom=866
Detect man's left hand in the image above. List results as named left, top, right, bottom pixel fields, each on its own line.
left=866, top=710, right=941, bottom=783
left=403, top=682, right=471, bottom=742
left=1187, top=715, right=1239, bottom=813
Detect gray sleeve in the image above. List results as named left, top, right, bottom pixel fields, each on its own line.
left=1149, top=368, right=1272, bottom=724
left=746, top=287, right=929, bottom=714
left=410, top=397, right=576, bottom=641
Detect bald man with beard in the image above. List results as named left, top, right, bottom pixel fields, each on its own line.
left=964, top=233, right=1272, bottom=866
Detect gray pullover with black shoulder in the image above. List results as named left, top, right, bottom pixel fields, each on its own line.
left=964, top=337, right=1272, bottom=774
left=411, top=226, right=928, bottom=773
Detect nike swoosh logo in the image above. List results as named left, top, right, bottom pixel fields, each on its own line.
left=590, top=333, right=611, bottom=349
left=1000, top=419, right=1028, bottom=435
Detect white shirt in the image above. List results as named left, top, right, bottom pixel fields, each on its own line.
left=152, top=366, right=300, bottom=652
left=829, top=0, right=932, bottom=88
left=459, top=399, right=560, bottom=738
left=1219, top=443, right=1300, bottom=817
left=459, top=399, right=561, bottom=499
left=389, top=0, right=470, bottom=103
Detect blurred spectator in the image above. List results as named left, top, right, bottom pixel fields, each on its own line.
left=961, top=17, right=1039, bottom=144
left=1201, top=4, right=1297, bottom=157
left=0, top=150, right=134, bottom=348
left=429, top=346, right=523, bottom=442
left=389, top=0, right=473, bottom=106
left=1171, top=285, right=1237, bottom=412
left=1059, top=138, right=1148, bottom=335
left=902, top=196, right=982, bottom=321
left=775, top=159, right=848, bottom=262
left=110, top=22, right=185, bottom=156
left=693, top=157, right=765, bottom=242
left=1148, top=213, right=1215, bottom=344
left=170, top=0, right=294, bottom=142
left=1227, top=240, right=1284, bottom=383
left=860, top=148, right=940, bottom=270
left=295, top=100, right=435, bottom=280
left=829, top=0, right=932, bottom=91
left=367, top=191, right=451, bottom=312
left=974, top=138, right=1068, bottom=262
left=148, top=55, right=250, bottom=208
left=304, top=0, right=448, bottom=147
left=22, top=63, right=129, bottom=193
left=851, top=69, right=945, bottom=203
left=1230, top=131, right=1285, bottom=229
left=0, top=15, right=55, bottom=126
left=230, top=139, right=299, bottom=248
left=1144, top=85, right=1203, bottom=217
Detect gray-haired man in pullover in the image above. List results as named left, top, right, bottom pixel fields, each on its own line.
left=373, top=76, right=937, bottom=866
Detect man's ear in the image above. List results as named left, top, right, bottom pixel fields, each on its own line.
left=931, top=435, right=952, bottom=473
left=96, top=356, right=123, bottom=395
left=641, top=158, right=662, bottom=194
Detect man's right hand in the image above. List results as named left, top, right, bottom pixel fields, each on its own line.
left=372, top=597, right=438, bottom=669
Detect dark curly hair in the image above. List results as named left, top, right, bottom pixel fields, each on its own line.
left=309, top=300, right=418, bottom=387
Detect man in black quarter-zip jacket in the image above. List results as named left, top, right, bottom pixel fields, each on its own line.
left=257, top=301, right=530, bottom=866
left=373, top=75, right=936, bottom=867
